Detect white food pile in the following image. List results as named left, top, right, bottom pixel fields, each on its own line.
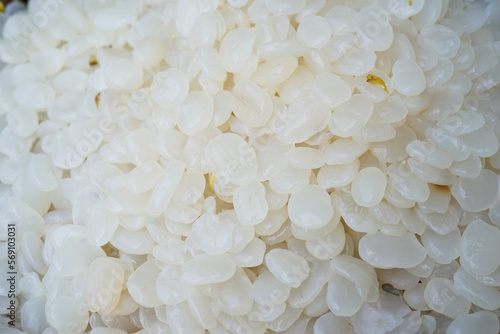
left=1, top=0, right=500, bottom=333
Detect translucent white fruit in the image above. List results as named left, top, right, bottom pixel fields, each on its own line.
left=252, top=55, right=298, bottom=86
left=266, top=303, right=304, bottom=332
left=186, top=287, right=217, bottom=329
left=331, top=255, right=379, bottom=302
left=356, top=7, right=394, bottom=51
left=460, top=219, right=500, bottom=276
left=227, top=0, right=248, bottom=7
left=146, top=160, right=185, bottom=217
left=419, top=25, right=461, bottom=59
left=198, top=47, right=226, bottom=81
left=350, top=292, right=413, bottom=334
left=388, top=0, right=425, bottom=19
left=255, top=138, right=292, bottom=181
left=288, top=260, right=331, bottom=309
left=416, top=47, right=439, bottom=72
left=303, top=48, right=331, bottom=75
left=451, top=42, right=475, bottom=71
left=423, top=278, right=470, bottom=319
left=297, top=16, right=332, bottom=49
left=417, top=184, right=451, bottom=214
left=331, top=46, right=376, bottom=76
left=265, top=0, right=305, bottom=15
left=288, top=147, right=325, bottom=170
left=255, top=208, right=287, bottom=237
left=150, top=68, right=189, bottom=107
left=437, top=110, right=485, bottom=136
left=181, top=254, right=236, bottom=285
left=451, top=170, right=498, bottom=212
left=326, top=274, right=363, bottom=317
left=248, top=302, right=287, bottom=323
left=455, top=7, right=487, bottom=33
left=403, top=283, right=430, bottom=311
left=407, top=158, right=455, bottom=185
left=323, top=34, right=357, bottom=62
left=156, top=270, right=191, bottom=305
left=313, top=73, right=352, bottom=109
left=166, top=302, right=205, bottom=334
left=251, top=270, right=290, bottom=306
left=231, top=80, right=273, bottom=128
left=288, top=185, right=334, bottom=229
left=233, top=180, right=268, bottom=226
left=325, top=6, right=357, bottom=35
left=265, top=248, right=310, bottom=288
left=317, top=160, right=359, bottom=189
left=449, top=154, right=482, bottom=179
left=304, top=286, right=330, bottom=318
left=190, top=213, right=234, bottom=254
left=325, top=138, right=369, bottom=165
left=220, top=28, right=255, bottom=73
left=20, top=231, right=47, bottom=275
left=425, top=59, right=455, bottom=88
left=351, top=167, right=386, bottom=207
left=102, top=58, right=143, bottom=91
left=126, top=162, right=162, bottom=195
left=86, top=206, right=119, bottom=246
left=421, top=228, right=461, bottom=264
left=292, top=212, right=338, bottom=241
left=461, top=125, right=499, bottom=158
left=274, top=97, right=330, bottom=144
left=329, top=95, right=374, bottom=138
left=358, top=232, right=427, bottom=269
left=454, top=268, right=500, bottom=311
left=371, top=124, right=416, bottom=163
left=46, top=296, right=89, bottom=334
left=425, top=128, right=470, bottom=162
left=353, top=124, right=396, bottom=144
left=6, top=108, right=38, bottom=138
left=231, top=237, right=266, bottom=267
left=391, top=59, right=426, bottom=96
left=387, top=163, right=430, bottom=203
left=269, top=165, right=310, bottom=194
left=331, top=191, right=378, bottom=234
left=19, top=296, right=48, bottom=334
left=29, top=154, right=61, bottom=192
left=420, top=315, right=437, bottom=334
left=174, top=0, right=218, bottom=37
left=83, top=258, right=124, bottom=315
left=11, top=63, right=44, bottom=85
left=126, top=128, right=159, bottom=165
left=132, top=36, right=167, bottom=68
left=208, top=269, right=253, bottom=316
left=110, top=227, right=156, bottom=255
left=14, top=82, right=55, bottom=111
left=406, top=140, right=452, bottom=169
left=446, top=311, right=499, bottom=334
left=90, top=328, right=128, bottom=334
left=313, top=312, right=351, bottom=334
left=176, top=91, right=214, bottom=135
left=204, top=133, right=258, bottom=186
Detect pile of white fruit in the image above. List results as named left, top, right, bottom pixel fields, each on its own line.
left=1, top=0, right=500, bottom=333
